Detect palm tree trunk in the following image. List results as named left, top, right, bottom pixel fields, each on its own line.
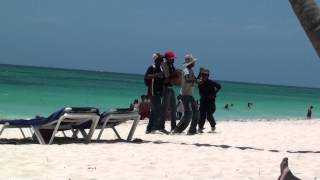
left=289, top=0, right=320, bottom=57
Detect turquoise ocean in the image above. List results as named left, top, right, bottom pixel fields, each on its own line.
left=0, top=64, right=319, bottom=120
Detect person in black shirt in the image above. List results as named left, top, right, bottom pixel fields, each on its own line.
left=198, top=68, right=221, bottom=132
left=144, top=53, right=165, bottom=133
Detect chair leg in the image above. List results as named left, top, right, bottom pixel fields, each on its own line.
left=19, top=128, right=26, bottom=139
left=31, top=126, right=46, bottom=145
left=127, top=115, right=141, bottom=141
left=62, top=131, right=67, bottom=137
left=0, top=124, right=8, bottom=136
left=85, top=116, right=100, bottom=143
left=29, top=128, right=35, bottom=140
left=97, top=117, right=111, bottom=141
left=48, top=117, right=63, bottom=145
left=112, top=127, right=122, bottom=140
left=80, top=129, right=88, bottom=139
left=72, top=129, right=80, bottom=139
left=97, top=129, right=105, bottom=141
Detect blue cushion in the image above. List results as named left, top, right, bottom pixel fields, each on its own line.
left=0, top=107, right=99, bottom=127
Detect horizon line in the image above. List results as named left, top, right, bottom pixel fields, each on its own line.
left=1, top=63, right=319, bottom=90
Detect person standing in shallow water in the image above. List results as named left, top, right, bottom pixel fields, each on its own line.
left=198, top=68, right=221, bottom=133
left=144, top=53, right=165, bottom=134
left=307, top=106, right=313, bottom=119
left=157, top=51, right=177, bottom=133
left=173, top=54, right=199, bottom=135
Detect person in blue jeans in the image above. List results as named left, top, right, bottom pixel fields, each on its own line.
left=173, top=54, right=199, bottom=135
left=144, top=53, right=165, bottom=134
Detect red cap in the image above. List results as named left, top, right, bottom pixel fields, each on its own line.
left=164, top=51, right=177, bottom=60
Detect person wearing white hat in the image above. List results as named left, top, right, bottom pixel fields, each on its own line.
left=173, top=54, right=199, bottom=135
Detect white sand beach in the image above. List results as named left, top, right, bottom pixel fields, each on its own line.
left=0, top=119, right=320, bottom=180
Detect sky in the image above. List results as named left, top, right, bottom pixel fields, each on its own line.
left=0, top=0, right=319, bottom=88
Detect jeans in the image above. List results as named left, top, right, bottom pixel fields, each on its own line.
left=199, top=98, right=216, bottom=129
left=158, top=87, right=177, bottom=131
left=174, top=95, right=199, bottom=134
left=146, top=94, right=162, bottom=132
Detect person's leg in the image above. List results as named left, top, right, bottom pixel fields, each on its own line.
left=158, top=88, right=170, bottom=130
left=174, top=96, right=192, bottom=133
left=188, top=97, right=199, bottom=134
left=152, top=94, right=163, bottom=131
left=146, top=110, right=151, bottom=119
left=198, top=99, right=207, bottom=130
left=207, top=101, right=217, bottom=129
left=169, top=89, right=177, bottom=131
left=146, top=96, right=157, bottom=132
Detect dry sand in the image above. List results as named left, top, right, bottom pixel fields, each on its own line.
left=0, top=119, right=320, bottom=180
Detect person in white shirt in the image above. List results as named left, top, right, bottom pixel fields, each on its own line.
left=173, top=54, right=199, bottom=135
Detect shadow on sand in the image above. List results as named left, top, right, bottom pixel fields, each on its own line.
left=1, top=138, right=320, bottom=154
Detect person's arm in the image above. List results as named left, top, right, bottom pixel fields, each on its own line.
left=213, top=81, right=222, bottom=93
left=147, top=73, right=163, bottom=79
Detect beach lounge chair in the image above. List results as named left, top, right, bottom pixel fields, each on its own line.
left=98, top=109, right=140, bottom=141
left=0, top=107, right=100, bottom=145
left=75, top=108, right=140, bottom=141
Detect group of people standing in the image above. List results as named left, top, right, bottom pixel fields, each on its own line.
left=144, top=51, right=221, bottom=135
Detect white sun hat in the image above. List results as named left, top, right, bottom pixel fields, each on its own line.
left=183, top=54, right=198, bottom=66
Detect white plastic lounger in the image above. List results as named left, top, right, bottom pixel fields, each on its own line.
left=76, top=109, right=140, bottom=141
left=0, top=107, right=100, bottom=145
left=97, top=110, right=140, bottom=141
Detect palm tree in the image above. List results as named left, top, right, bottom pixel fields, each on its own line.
left=289, top=0, right=320, bottom=57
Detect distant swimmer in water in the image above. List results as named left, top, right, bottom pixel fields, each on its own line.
left=307, top=106, right=313, bottom=119
left=248, top=102, right=253, bottom=109
left=224, top=104, right=234, bottom=110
